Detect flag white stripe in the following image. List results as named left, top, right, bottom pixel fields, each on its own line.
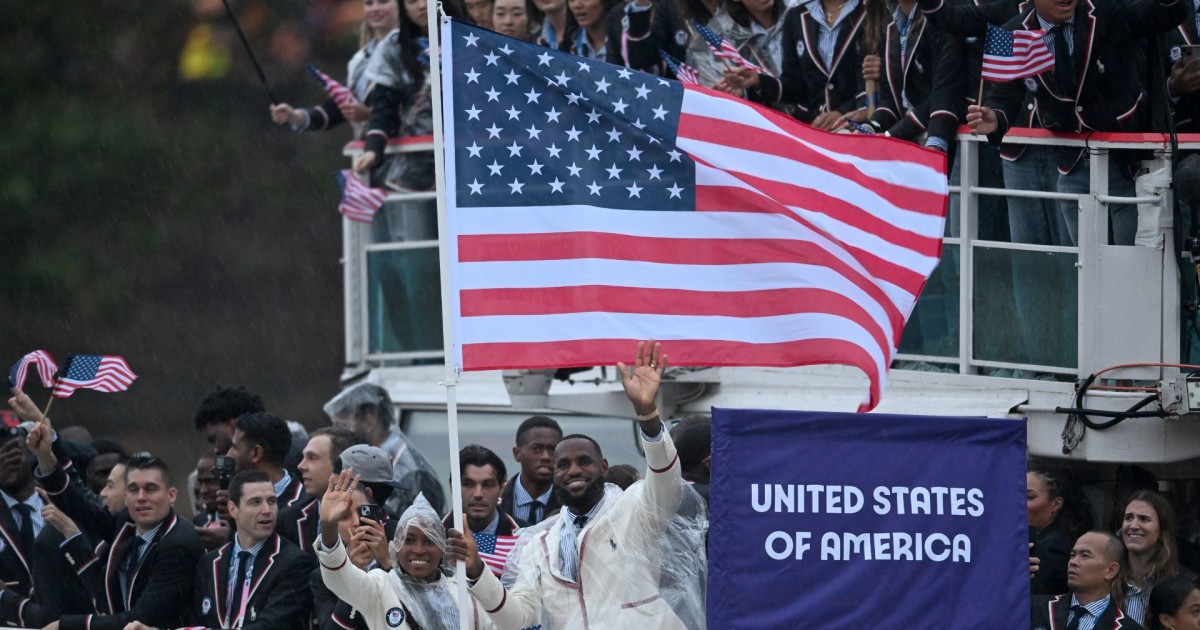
left=681, top=90, right=949, bottom=193
left=692, top=160, right=941, bottom=275
left=460, top=311, right=888, bottom=369
left=454, top=206, right=917, bottom=309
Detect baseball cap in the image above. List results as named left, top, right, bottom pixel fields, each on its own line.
left=340, top=445, right=404, bottom=488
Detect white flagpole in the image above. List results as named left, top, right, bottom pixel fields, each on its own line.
left=426, top=5, right=470, bottom=629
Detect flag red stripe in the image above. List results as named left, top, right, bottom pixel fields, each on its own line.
left=462, top=338, right=882, bottom=409
left=677, top=91, right=947, bottom=171
left=460, top=286, right=893, bottom=357
left=680, top=114, right=947, bottom=218
left=694, top=185, right=935, bottom=295
left=458, top=232, right=907, bottom=335
left=700, top=170, right=944, bottom=258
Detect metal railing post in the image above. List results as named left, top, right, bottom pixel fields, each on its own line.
left=957, top=136, right=979, bottom=374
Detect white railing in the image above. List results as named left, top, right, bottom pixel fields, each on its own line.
left=342, top=136, right=441, bottom=378
left=342, top=129, right=1200, bottom=384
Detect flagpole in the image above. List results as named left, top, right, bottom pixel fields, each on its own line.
left=426, top=7, right=471, bottom=630
left=40, top=356, right=69, bottom=421
left=219, top=0, right=280, bottom=104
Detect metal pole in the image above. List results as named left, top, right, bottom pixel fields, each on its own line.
left=218, top=0, right=280, bottom=104
left=426, top=8, right=471, bottom=629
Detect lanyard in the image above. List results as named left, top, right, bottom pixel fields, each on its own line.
left=226, top=556, right=255, bottom=627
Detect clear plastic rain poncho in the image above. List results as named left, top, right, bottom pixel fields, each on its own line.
left=386, top=493, right=460, bottom=630
left=323, top=383, right=447, bottom=516
left=501, top=480, right=709, bottom=630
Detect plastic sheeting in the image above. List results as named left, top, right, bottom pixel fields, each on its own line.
left=501, top=481, right=708, bottom=629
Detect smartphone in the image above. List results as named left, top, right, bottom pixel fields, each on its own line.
left=1182, top=45, right=1200, bottom=63
left=358, top=503, right=383, bottom=522
left=213, top=456, right=236, bottom=490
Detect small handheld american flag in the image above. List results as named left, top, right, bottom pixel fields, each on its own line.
left=693, top=21, right=766, bottom=74
left=306, top=64, right=358, bottom=108
left=8, top=350, right=58, bottom=393
left=473, top=532, right=519, bottom=576
left=52, top=354, right=137, bottom=398
left=659, top=51, right=701, bottom=85
left=335, top=170, right=387, bottom=223
left=980, top=24, right=1054, bottom=82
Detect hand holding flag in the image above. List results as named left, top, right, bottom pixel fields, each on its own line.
left=335, top=170, right=387, bottom=223
left=693, top=21, right=767, bottom=74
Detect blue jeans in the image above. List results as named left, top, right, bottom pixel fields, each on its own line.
left=947, top=143, right=1010, bottom=241
left=992, top=145, right=1077, bottom=368
left=1056, top=155, right=1137, bottom=246
left=1003, top=146, right=1069, bottom=246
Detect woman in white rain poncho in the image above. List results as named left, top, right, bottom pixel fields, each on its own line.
left=316, top=470, right=493, bottom=630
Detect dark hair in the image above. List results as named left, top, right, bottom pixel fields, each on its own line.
left=558, top=434, right=603, bottom=458
left=125, top=455, right=172, bottom=486
left=725, top=0, right=785, bottom=29
left=1029, top=465, right=1094, bottom=540
left=605, top=464, right=639, bottom=490
left=516, top=416, right=562, bottom=446
left=310, top=426, right=360, bottom=463
left=229, top=469, right=272, bottom=505
left=1124, top=490, right=1182, bottom=588
left=395, top=0, right=463, bottom=79
left=91, top=437, right=127, bottom=457
left=235, top=413, right=292, bottom=468
left=670, top=415, right=711, bottom=473
left=194, top=386, right=265, bottom=431
left=1148, top=576, right=1200, bottom=629
left=460, top=444, right=507, bottom=482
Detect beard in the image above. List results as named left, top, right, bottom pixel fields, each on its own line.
left=555, top=475, right=606, bottom=511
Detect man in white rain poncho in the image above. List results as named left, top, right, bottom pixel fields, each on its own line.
left=449, top=341, right=708, bottom=629
left=323, top=383, right=446, bottom=517
left=316, top=476, right=493, bottom=630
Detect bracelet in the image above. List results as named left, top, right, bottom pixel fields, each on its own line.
left=635, top=407, right=659, bottom=422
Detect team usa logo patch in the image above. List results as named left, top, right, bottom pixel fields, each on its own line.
left=1172, top=46, right=1183, bottom=62
left=386, top=607, right=405, bottom=627
left=675, top=29, right=688, bottom=46
left=795, top=40, right=806, bottom=57
left=201, top=597, right=212, bottom=615
left=1025, top=77, right=1038, bottom=93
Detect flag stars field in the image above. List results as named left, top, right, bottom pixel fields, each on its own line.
left=451, top=23, right=693, bottom=207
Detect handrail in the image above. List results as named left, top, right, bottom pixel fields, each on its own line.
left=954, top=126, right=1200, bottom=150
left=343, top=135, right=435, bottom=156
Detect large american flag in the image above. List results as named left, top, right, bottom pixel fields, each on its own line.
left=442, top=20, right=947, bottom=410
left=52, top=354, right=137, bottom=398
left=473, top=532, right=519, bottom=576
left=8, top=350, right=58, bottom=393
left=306, top=64, right=357, bottom=107
left=981, top=24, right=1054, bottom=82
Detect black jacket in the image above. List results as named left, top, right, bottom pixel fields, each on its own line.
left=40, top=463, right=206, bottom=630
left=1165, top=2, right=1200, bottom=131
left=191, top=533, right=316, bottom=630
left=1031, top=594, right=1145, bottom=629
left=278, top=498, right=320, bottom=555
left=1030, top=520, right=1072, bottom=596
left=870, top=14, right=960, bottom=143
left=498, top=474, right=561, bottom=525
left=750, top=3, right=868, bottom=123
left=919, top=0, right=1187, bottom=172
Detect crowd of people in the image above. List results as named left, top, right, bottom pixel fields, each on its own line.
left=0, top=342, right=714, bottom=629
left=1027, top=465, right=1200, bottom=629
